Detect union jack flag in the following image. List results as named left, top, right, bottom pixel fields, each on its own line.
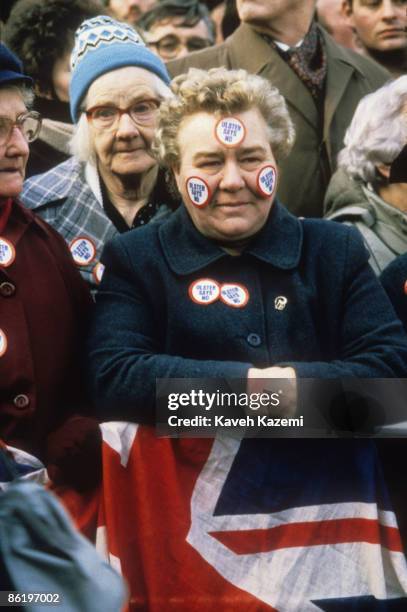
left=64, top=423, right=407, bottom=612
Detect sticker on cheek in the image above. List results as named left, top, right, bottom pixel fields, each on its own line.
left=186, top=176, right=211, bottom=208
left=189, top=278, right=220, bottom=305
left=215, top=116, right=245, bottom=147
left=256, top=165, right=277, bottom=197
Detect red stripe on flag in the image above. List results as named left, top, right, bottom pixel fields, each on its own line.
left=210, top=518, right=403, bottom=554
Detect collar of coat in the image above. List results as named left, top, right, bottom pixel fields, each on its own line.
left=214, top=23, right=387, bottom=144
left=3, top=199, right=53, bottom=250
left=159, top=200, right=302, bottom=275
left=226, top=22, right=366, bottom=78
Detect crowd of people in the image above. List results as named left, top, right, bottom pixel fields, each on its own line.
left=1, top=0, right=407, bottom=609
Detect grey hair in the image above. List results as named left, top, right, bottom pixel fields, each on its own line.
left=338, top=76, right=407, bottom=183
left=69, top=73, right=172, bottom=163
left=0, top=83, right=34, bottom=108
left=69, top=112, right=95, bottom=163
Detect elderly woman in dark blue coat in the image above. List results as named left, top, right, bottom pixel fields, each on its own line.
left=88, top=68, right=407, bottom=413
left=87, top=68, right=407, bottom=606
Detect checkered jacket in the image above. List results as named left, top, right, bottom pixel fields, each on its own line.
left=21, top=157, right=173, bottom=290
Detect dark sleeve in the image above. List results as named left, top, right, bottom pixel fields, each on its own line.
left=86, top=236, right=251, bottom=422
left=380, top=256, right=407, bottom=333
left=284, top=227, right=407, bottom=378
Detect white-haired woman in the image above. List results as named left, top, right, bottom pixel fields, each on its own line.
left=21, top=16, right=179, bottom=290
left=325, top=76, right=407, bottom=275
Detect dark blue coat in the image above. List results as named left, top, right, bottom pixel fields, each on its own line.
left=381, top=253, right=407, bottom=332
left=87, top=202, right=407, bottom=421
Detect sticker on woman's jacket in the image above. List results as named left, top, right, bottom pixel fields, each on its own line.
left=0, top=237, right=15, bottom=267
left=189, top=278, right=220, bottom=305
left=404, top=280, right=407, bottom=295
left=186, top=177, right=211, bottom=207
left=220, top=283, right=249, bottom=308
left=215, top=117, right=245, bottom=147
left=0, top=329, right=7, bottom=357
left=92, top=262, right=105, bottom=285
left=70, top=236, right=97, bottom=266
left=257, top=165, right=277, bottom=197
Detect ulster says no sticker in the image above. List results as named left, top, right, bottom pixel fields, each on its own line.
left=257, top=166, right=276, bottom=197
left=70, top=237, right=96, bottom=266
left=189, top=279, right=220, bottom=305
left=220, top=284, right=249, bottom=308
left=186, top=177, right=210, bottom=207
left=215, top=117, right=245, bottom=147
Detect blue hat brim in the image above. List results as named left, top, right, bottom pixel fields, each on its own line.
left=0, top=70, right=32, bottom=87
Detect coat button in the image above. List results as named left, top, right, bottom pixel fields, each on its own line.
left=13, top=394, right=30, bottom=409
left=0, top=281, right=16, bottom=297
left=247, top=333, right=261, bottom=347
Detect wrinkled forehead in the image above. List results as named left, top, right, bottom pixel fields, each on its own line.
left=0, top=87, right=27, bottom=118
left=148, top=17, right=210, bottom=39
left=177, top=109, right=272, bottom=157
left=86, top=66, right=165, bottom=106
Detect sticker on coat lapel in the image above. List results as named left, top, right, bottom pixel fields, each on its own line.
left=220, top=283, right=249, bottom=308
left=92, top=262, right=105, bottom=285
left=0, top=329, right=7, bottom=357
left=257, top=165, right=277, bottom=197
left=70, top=236, right=96, bottom=266
left=0, top=237, right=15, bottom=267
left=215, top=117, right=245, bottom=147
left=274, top=296, right=288, bottom=311
left=186, top=177, right=211, bottom=208
left=404, top=280, right=407, bottom=295
left=189, top=278, right=220, bottom=305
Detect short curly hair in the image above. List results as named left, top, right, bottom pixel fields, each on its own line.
left=153, top=67, right=295, bottom=170
left=3, top=0, right=106, bottom=98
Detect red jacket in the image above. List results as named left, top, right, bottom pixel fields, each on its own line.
left=0, top=200, right=92, bottom=461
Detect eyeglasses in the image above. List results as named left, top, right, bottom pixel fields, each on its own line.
left=0, top=111, right=42, bottom=146
left=86, top=99, right=160, bottom=130
left=149, top=34, right=212, bottom=60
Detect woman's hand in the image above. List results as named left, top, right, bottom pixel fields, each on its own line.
left=247, top=366, right=297, bottom=418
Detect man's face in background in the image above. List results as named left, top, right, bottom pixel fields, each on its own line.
left=344, top=0, right=407, bottom=53
left=109, top=0, right=156, bottom=25
left=146, top=16, right=214, bottom=60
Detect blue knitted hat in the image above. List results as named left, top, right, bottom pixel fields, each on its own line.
left=69, top=16, right=171, bottom=122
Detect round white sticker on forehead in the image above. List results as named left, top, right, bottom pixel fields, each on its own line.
left=215, top=116, right=246, bottom=147
left=186, top=176, right=211, bottom=207
left=256, top=165, right=277, bottom=198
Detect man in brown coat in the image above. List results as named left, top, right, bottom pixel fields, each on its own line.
left=167, top=0, right=390, bottom=217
